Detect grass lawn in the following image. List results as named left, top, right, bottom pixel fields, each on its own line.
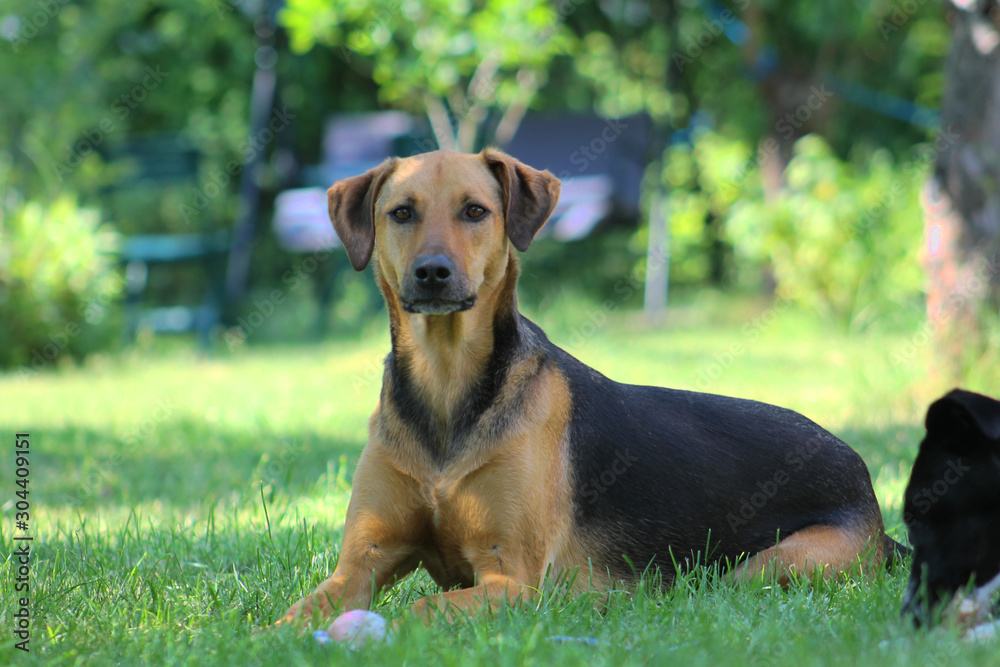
left=1, top=296, right=996, bottom=665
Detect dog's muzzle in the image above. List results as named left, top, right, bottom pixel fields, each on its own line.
left=402, top=254, right=476, bottom=315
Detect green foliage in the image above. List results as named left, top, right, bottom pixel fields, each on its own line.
left=727, top=135, right=925, bottom=329
left=650, top=131, right=753, bottom=284
left=0, top=0, right=384, bottom=331
left=1, top=0, right=252, bottom=209
left=0, top=0, right=957, bottom=351
left=571, top=1, right=946, bottom=156
left=280, top=0, right=572, bottom=106
left=655, top=130, right=925, bottom=329
left=279, top=0, right=573, bottom=150
left=0, top=193, right=123, bottom=370
left=573, top=25, right=676, bottom=119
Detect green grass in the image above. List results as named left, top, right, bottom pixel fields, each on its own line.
left=1, top=296, right=995, bottom=665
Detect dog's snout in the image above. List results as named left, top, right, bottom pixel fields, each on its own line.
left=401, top=252, right=474, bottom=314
left=413, top=255, right=454, bottom=290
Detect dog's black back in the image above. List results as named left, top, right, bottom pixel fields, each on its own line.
left=525, top=318, right=884, bottom=582
left=901, top=389, right=1000, bottom=625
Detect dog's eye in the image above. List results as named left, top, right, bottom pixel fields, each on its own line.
left=466, top=205, right=486, bottom=220
left=391, top=207, right=412, bottom=222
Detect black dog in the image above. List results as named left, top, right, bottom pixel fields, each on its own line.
left=901, top=389, right=1000, bottom=628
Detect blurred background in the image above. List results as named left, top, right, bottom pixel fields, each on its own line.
left=1, top=0, right=998, bottom=385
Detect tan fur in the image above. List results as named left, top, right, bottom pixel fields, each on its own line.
left=374, top=151, right=513, bottom=419
left=733, top=523, right=885, bottom=584
left=280, top=356, right=578, bottom=623
left=279, top=149, right=576, bottom=625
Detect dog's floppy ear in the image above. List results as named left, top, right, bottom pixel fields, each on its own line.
left=327, top=159, right=396, bottom=271
left=482, top=148, right=561, bottom=252
left=925, top=389, right=1000, bottom=442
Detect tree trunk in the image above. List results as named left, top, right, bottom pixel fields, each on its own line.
left=923, top=1, right=1000, bottom=379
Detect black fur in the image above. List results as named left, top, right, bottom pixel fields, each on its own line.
left=901, top=389, right=1000, bottom=626
left=384, top=308, right=527, bottom=463
left=385, top=309, right=887, bottom=583
left=522, top=317, right=882, bottom=582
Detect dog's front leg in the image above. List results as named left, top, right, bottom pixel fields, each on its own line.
left=279, top=520, right=420, bottom=626
left=408, top=572, right=536, bottom=623
left=278, top=447, right=426, bottom=626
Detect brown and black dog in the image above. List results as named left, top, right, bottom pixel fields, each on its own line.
left=281, top=148, right=904, bottom=625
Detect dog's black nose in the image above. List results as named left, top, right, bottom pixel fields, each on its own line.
left=413, top=255, right=454, bottom=291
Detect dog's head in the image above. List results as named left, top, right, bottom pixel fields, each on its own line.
left=326, top=148, right=560, bottom=315
left=901, top=388, right=1000, bottom=626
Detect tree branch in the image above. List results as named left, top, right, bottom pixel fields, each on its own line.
left=493, top=69, right=539, bottom=148
left=424, top=93, right=457, bottom=150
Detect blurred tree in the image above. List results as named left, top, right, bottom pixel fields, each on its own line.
left=278, top=0, right=573, bottom=151
left=726, top=134, right=926, bottom=328
left=923, top=0, right=1000, bottom=377
left=2, top=0, right=254, bottom=221
left=564, top=0, right=948, bottom=291
left=590, top=0, right=953, bottom=324
left=0, top=0, right=381, bottom=224
left=0, top=0, right=384, bottom=327
left=571, top=1, right=946, bottom=157
left=0, top=0, right=965, bottom=350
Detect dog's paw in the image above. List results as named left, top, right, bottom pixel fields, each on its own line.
left=275, top=593, right=336, bottom=630
left=407, top=594, right=458, bottom=625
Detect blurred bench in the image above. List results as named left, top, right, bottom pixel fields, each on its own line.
left=273, top=113, right=416, bottom=336
left=503, top=113, right=652, bottom=231
left=102, top=138, right=230, bottom=348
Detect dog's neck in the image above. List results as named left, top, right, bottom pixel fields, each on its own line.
left=380, top=249, right=522, bottom=424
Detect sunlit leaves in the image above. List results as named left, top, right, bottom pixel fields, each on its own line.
left=279, top=0, right=571, bottom=115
